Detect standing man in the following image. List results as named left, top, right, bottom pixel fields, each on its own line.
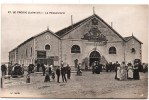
left=41, top=63, right=46, bottom=76
left=106, top=62, right=109, bottom=72
left=61, top=66, right=67, bottom=82
left=56, top=66, right=61, bottom=83
left=37, top=63, right=40, bottom=72
left=109, top=62, right=112, bottom=72
left=1, top=64, right=7, bottom=76
left=66, top=64, right=71, bottom=79
left=74, top=59, right=78, bottom=69
left=61, top=61, right=64, bottom=67
left=8, top=63, right=12, bottom=75
left=77, top=63, right=82, bottom=75
left=92, top=62, right=96, bottom=74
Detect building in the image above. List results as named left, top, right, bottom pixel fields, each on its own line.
left=9, top=13, right=142, bottom=69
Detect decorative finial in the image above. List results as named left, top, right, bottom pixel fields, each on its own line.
left=71, top=15, right=73, bottom=25
left=93, top=7, right=95, bottom=14
left=111, top=22, right=113, bottom=28
left=47, top=26, right=49, bottom=30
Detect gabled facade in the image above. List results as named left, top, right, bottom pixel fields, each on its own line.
left=9, top=14, right=142, bottom=68
left=9, top=29, right=61, bottom=66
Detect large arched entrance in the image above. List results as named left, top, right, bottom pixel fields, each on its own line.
left=89, top=51, right=101, bottom=66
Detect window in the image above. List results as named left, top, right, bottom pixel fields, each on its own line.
left=30, top=47, right=32, bottom=56
left=26, top=49, right=28, bottom=57
left=22, top=54, right=23, bottom=59
left=46, top=35, right=50, bottom=39
left=131, top=48, right=136, bottom=53
left=45, top=44, right=50, bottom=50
left=109, top=47, right=116, bottom=54
left=71, top=45, right=81, bottom=53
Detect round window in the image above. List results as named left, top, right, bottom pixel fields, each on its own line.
left=46, top=35, right=50, bottom=39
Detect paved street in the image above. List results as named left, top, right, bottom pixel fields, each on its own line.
left=1, top=71, right=148, bottom=99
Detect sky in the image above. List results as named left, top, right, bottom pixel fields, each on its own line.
left=1, top=4, right=148, bottom=63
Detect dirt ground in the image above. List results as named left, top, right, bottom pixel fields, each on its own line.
left=0, top=71, right=148, bottom=99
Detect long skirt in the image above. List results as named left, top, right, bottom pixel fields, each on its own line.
left=127, top=69, right=133, bottom=79
left=120, top=69, right=127, bottom=81
left=133, top=69, right=140, bottom=80
left=44, top=74, right=50, bottom=82
left=117, top=69, right=121, bottom=80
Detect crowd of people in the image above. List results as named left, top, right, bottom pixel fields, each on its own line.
left=90, top=60, right=148, bottom=81
left=35, top=61, right=71, bottom=83
left=1, top=60, right=148, bottom=83
left=1, top=63, right=24, bottom=77
left=111, top=61, right=146, bottom=81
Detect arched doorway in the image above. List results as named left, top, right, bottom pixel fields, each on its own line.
left=89, top=51, right=101, bottom=66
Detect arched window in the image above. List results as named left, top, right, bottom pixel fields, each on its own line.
left=109, top=47, right=116, bottom=54
left=45, top=44, right=50, bottom=50
left=71, top=45, right=81, bottom=53
left=131, top=48, right=136, bottom=53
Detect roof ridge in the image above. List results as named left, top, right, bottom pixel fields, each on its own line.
left=55, top=14, right=95, bottom=37
left=17, top=29, right=49, bottom=47
left=55, top=14, right=126, bottom=41
left=10, top=29, right=60, bottom=52
left=131, top=35, right=143, bottom=44
left=93, top=14, right=125, bottom=41
left=124, top=35, right=142, bottom=44
left=56, top=14, right=94, bottom=32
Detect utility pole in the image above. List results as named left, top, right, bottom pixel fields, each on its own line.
left=1, top=77, right=3, bottom=88
left=93, top=7, right=95, bottom=14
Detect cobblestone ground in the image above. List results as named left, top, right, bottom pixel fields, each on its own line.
left=1, top=71, right=148, bottom=99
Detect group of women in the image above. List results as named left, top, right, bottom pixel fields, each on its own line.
left=115, top=62, right=140, bottom=81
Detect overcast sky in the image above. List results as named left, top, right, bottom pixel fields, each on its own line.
left=1, top=4, right=148, bottom=63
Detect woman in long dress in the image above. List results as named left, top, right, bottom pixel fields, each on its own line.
left=127, top=63, right=133, bottom=79
left=133, top=63, right=140, bottom=80
left=117, top=66, right=121, bottom=80
left=120, top=62, right=127, bottom=81
left=115, top=61, right=120, bottom=80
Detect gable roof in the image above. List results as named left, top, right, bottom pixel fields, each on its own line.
left=55, top=14, right=94, bottom=37
left=124, top=36, right=143, bottom=44
left=124, top=36, right=132, bottom=41
left=17, top=29, right=60, bottom=48
left=9, top=29, right=60, bottom=53
left=55, top=14, right=125, bottom=41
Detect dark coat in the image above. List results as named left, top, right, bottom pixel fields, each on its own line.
left=56, top=68, right=60, bottom=76
left=61, top=67, right=66, bottom=75
left=49, top=67, right=52, bottom=75
left=1, top=64, right=7, bottom=72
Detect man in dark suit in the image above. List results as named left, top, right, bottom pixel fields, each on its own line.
left=56, top=66, right=61, bottom=83
left=66, top=64, right=71, bottom=79
left=37, top=63, right=40, bottom=72
left=61, top=66, right=67, bottom=82
left=41, top=63, right=45, bottom=76
left=1, top=64, right=7, bottom=76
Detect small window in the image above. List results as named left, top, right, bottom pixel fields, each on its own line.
left=131, top=48, right=136, bottom=53
left=71, top=45, right=81, bottom=53
left=26, top=49, right=28, bottom=57
left=109, top=47, right=116, bottom=54
left=45, top=44, right=50, bottom=50
left=22, top=54, right=23, bottom=59
left=30, top=47, right=32, bottom=56
left=46, top=35, right=50, bottom=39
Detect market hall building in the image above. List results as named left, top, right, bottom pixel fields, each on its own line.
left=9, top=14, right=142, bottom=69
